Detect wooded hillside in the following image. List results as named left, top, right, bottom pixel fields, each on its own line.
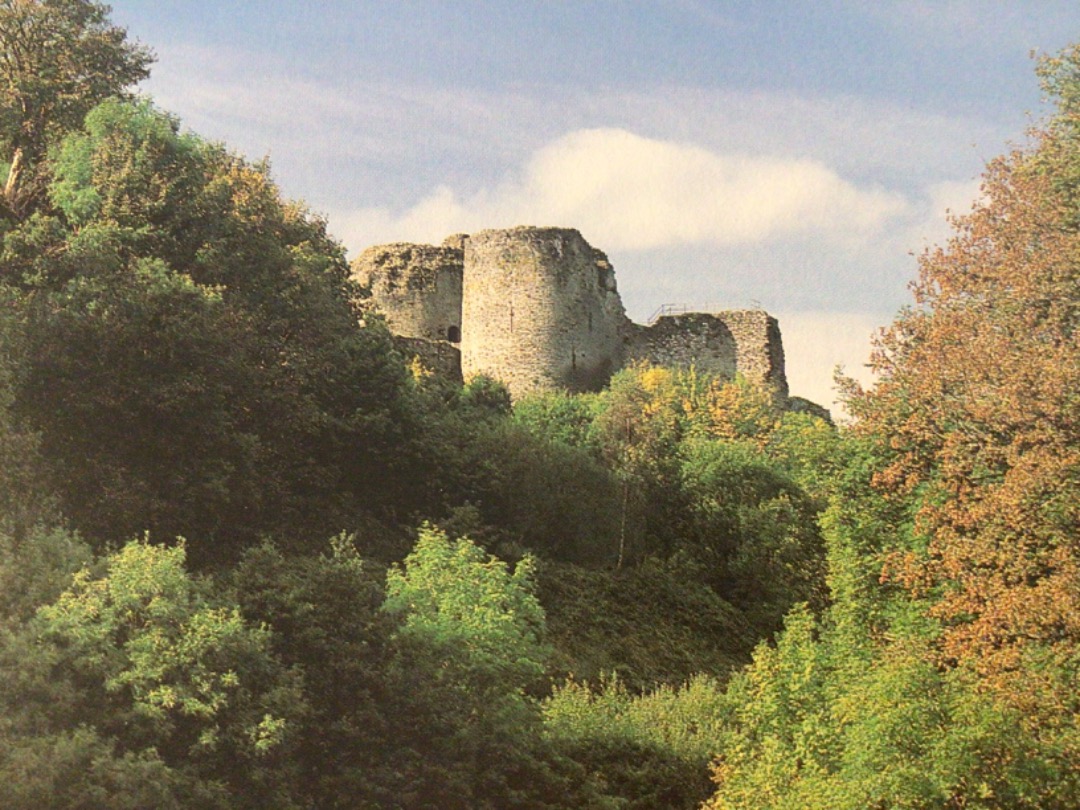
left=0, top=3, right=1077, bottom=808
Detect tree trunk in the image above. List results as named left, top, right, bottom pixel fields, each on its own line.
left=4, top=147, right=22, bottom=207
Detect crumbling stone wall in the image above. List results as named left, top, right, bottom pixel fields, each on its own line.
left=461, top=227, right=626, bottom=397
left=623, top=314, right=739, bottom=380
left=624, top=310, right=786, bottom=398
left=714, top=310, right=787, bottom=398
left=352, top=239, right=464, bottom=343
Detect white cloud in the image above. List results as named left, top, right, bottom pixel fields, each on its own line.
left=927, top=178, right=984, bottom=222
left=892, top=177, right=984, bottom=260
left=337, top=128, right=911, bottom=252
left=137, top=44, right=1009, bottom=249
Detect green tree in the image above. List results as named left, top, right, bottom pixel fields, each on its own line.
left=513, top=389, right=599, bottom=450
left=36, top=540, right=298, bottom=757
left=384, top=524, right=549, bottom=691
left=0, top=0, right=152, bottom=219
left=591, top=365, right=687, bottom=565
left=706, top=608, right=1061, bottom=810
left=766, top=410, right=847, bottom=503
left=687, top=373, right=781, bottom=445
left=381, top=526, right=598, bottom=809
left=5, top=99, right=419, bottom=561
left=0, top=537, right=303, bottom=807
left=0, top=522, right=89, bottom=627
left=0, top=727, right=230, bottom=809
left=679, top=439, right=825, bottom=629
left=458, top=420, right=623, bottom=564
left=544, top=674, right=731, bottom=810
left=228, top=536, right=406, bottom=807
left=0, top=285, right=55, bottom=536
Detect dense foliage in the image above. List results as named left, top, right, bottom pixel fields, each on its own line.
left=2, top=2, right=1078, bottom=808
left=5, top=95, right=425, bottom=563
left=0, top=0, right=152, bottom=219
left=701, top=44, right=1080, bottom=810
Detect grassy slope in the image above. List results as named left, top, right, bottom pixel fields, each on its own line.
left=537, top=559, right=757, bottom=690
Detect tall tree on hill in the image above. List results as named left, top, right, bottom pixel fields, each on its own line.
left=4, top=98, right=420, bottom=562
left=845, top=44, right=1080, bottom=747
left=0, top=0, right=432, bottom=563
left=0, top=0, right=152, bottom=219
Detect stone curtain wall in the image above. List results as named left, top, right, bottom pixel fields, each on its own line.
left=352, top=240, right=464, bottom=343
left=624, top=314, right=739, bottom=380
left=461, top=227, right=626, bottom=398
left=350, top=227, right=789, bottom=402
left=624, top=311, right=786, bottom=399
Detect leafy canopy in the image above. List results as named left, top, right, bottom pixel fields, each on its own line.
left=0, top=0, right=152, bottom=218
left=384, top=524, right=549, bottom=687
left=37, top=538, right=291, bottom=755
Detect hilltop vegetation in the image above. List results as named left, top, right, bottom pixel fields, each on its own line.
left=0, top=2, right=1078, bottom=808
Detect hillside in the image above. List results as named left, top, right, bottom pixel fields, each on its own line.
left=0, top=4, right=1078, bottom=809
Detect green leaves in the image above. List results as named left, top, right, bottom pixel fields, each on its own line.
left=2, top=97, right=420, bottom=560
left=0, top=533, right=309, bottom=806
left=384, top=524, right=548, bottom=687
left=49, top=98, right=201, bottom=232
left=543, top=675, right=729, bottom=809
left=37, top=538, right=285, bottom=751
left=0, top=0, right=152, bottom=218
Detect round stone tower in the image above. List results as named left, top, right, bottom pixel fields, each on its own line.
left=461, top=226, right=627, bottom=398
left=351, top=237, right=464, bottom=343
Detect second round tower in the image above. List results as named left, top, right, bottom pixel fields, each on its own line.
left=461, top=227, right=627, bottom=398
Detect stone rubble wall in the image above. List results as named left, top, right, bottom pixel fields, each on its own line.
left=623, top=314, right=739, bottom=380
left=714, top=310, right=788, bottom=398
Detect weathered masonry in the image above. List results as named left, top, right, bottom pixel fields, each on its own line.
left=351, top=226, right=787, bottom=400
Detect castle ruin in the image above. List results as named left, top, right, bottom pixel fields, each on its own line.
left=352, top=226, right=788, bottom=400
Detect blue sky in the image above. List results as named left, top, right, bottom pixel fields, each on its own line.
left=108, top=1, right=1080, bottom=410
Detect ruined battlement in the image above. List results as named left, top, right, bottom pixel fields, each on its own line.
left=624, top=309, right=787, bottom=398
left=352, top=226, right=788, bottom=400
left=352, top=239, right=464, bottom=344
